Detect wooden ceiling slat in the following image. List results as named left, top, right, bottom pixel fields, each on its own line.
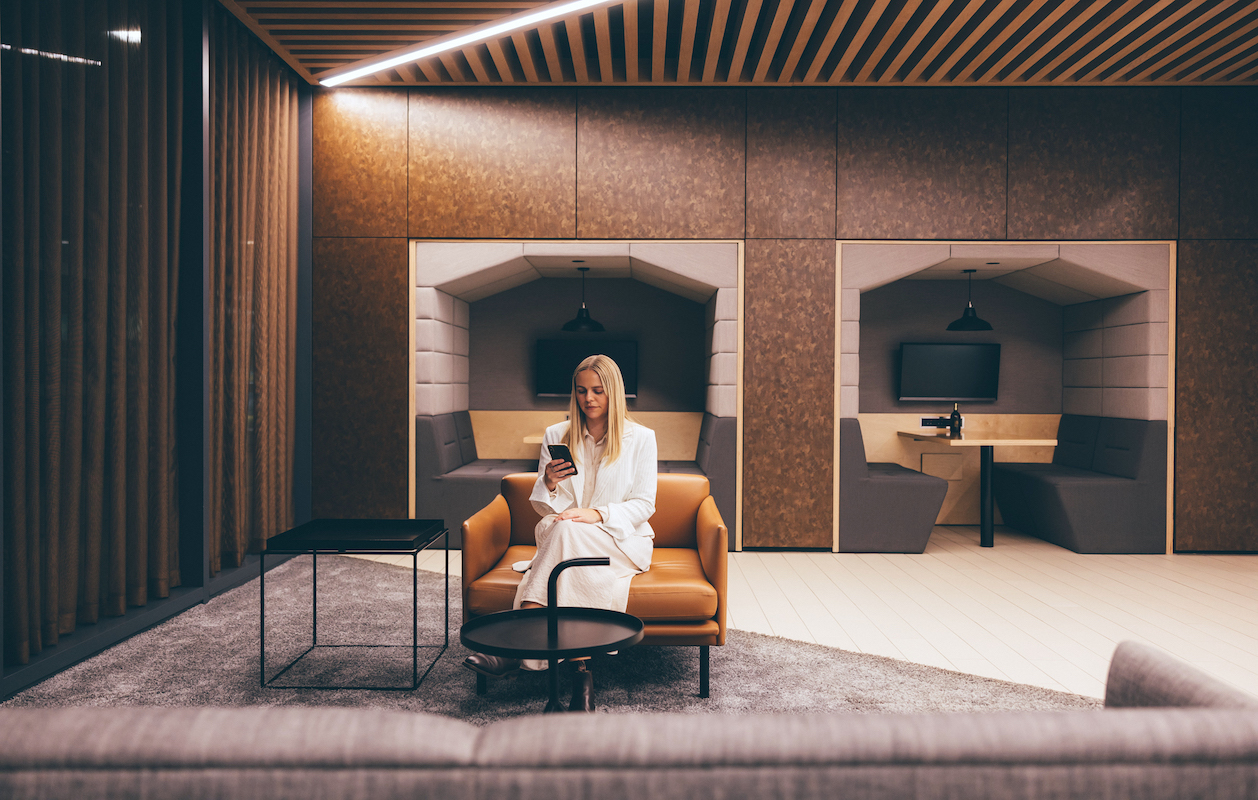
left=802, top=0, right=861, bottom=83
left=726, top=0, right=767, bottom=82
left=702, top=0, right=735, bottom=81
left=777, top=0, right=829, bottom=82
left=1076, top=0, right=1185, bottom=82
left=953, top=0, right=1041, bottom=83
left=678, top=0, right=704, bottom=82
left=829, top=0, right=893, bottom=83
left=997, top=0, right=1110, bottom=83
left=856, top=0, right=922, bottom=83
left=1178, top=15, right=1258, bottom=81
left=1026, top=0, right=1146, bottom=83
left=511, top=31, right=542, bottom=81
left=416, top=58, right=444, bottom=82
left=439, top=52, right=470, bottom=80
left=751, top=0, right=798, bottom=82
left=487, top=38, right=517, bottom=81
left=538, top=21, right=566, bottom=81
left=653, top=0, right=670, bottom=82
left=878, top=0, right=950, bottom=82
left=1129, top=1, right=1250, bottom=81
left=594, top=7, right=617, bottom=81
left=903, top=0, right=987, bottom=82
left=565, top=16, right=592, bottom=81
left=625, top=0, right=641, bottom=81
left=232, top=0, right=1258, bottom=87
left=218, top=0, right=320, bottom=82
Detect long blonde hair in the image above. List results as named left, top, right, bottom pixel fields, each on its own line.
left=562, top=354, right=629, bottom=466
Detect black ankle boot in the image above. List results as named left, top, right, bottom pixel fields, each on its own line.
left=569, top=662, right=594, bottom=712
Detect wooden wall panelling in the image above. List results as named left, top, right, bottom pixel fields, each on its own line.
left=1008, top=88, right=1180, bottom=241
left=835, top=89, right=1008, bottom=240
left=746, top=88, right=837, bottom=239
left=312, top=89, right=408, bottom=238
left=576, top=88, right=746, bottom=239
left=1180, top=87, right=1258, bottom=240
left=312, top=238, right=410, bottom=519
left=1174, top=240, right=1258, bottom=553
left=742, top=239, right=835, bottom=548
left=408, top=89, right=578, bottom=239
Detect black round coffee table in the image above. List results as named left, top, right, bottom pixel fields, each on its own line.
left=459, top=557, right=645, bottom=713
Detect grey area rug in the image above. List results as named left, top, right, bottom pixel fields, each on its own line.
left=5, top=555, right=1101, bottom=724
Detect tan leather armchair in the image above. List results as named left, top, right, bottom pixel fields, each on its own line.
left=462, top=472, right=728, bottom=697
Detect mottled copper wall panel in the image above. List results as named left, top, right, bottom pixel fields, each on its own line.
left=577, top=88, right=746, bottom=239
left=1181, top=87, right=1258, bottom=240
left=409, top=89, right=577, bottom=239
left=743, top=239, right=835, bottom=548
left=747, top=89, right=836, bottom=239
left=1008, top=88, right=1179, bottom=241
left=836, top=89, right=1007, bottom=240
left=312, top=237, right=409, bottom=519
left=1174, top=241, right=1258, bottom=552
left=312, top=89, right=408, bottom=238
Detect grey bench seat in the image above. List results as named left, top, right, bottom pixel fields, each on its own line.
left=839, top=418, right=949, bottom=553
left=992, top=414, right=1166, bottom=554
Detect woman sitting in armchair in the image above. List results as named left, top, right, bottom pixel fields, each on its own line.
left=463, top=354, right=657, bottom=710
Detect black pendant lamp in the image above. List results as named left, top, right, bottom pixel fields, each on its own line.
left=561, top=266, right=605, bottom=332
left=946, top=269, right=993, bottom=331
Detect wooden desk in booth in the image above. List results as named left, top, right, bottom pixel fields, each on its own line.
left=898, top=431, right=1057, bottom=548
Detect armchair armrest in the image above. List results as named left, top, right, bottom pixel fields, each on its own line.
left=461, top=494, right=512, bottom=585
left=695, top=495, right=728, bottom=643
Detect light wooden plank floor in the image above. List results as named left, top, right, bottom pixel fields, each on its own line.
left=352, top=526, right=1258, bottom=700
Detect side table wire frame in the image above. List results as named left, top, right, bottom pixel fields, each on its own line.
left=260, top=528, right=449, bottom=690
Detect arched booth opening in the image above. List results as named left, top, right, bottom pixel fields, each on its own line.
left=411, top=241, right=741, bottom=549
left=837, top=241, right=1174, bottom=555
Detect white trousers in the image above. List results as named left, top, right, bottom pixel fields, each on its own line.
left=512, top=516, right=643, bottom=670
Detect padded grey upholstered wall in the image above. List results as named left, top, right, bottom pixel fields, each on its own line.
left=859, top=281, right=1063, bottom=415
left=469, top=278, right=706, bottom=412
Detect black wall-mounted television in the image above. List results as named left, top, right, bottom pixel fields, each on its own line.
left=898, top=342, right=1000, bottom=402
left=535, top=340, right=639, bottom=397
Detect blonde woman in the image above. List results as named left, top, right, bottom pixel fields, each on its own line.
left=464, top=355, right=657, bottom=708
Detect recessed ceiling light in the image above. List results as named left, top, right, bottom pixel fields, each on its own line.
left=572, top=259, right=585, bottom=263
left=986, top=262, right=1000, bottom=265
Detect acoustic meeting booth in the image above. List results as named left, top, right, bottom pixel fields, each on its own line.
left=411, top=242, right=740, bottom=550
left=838, top=242, right=1171, bottom=555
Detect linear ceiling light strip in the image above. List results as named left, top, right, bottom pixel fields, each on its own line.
left=318, top=0, right=619, bottom=86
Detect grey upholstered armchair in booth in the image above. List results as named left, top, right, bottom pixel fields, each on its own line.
left=839, top=418, right=949, bottom=553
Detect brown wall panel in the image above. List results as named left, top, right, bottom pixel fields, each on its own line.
left=312, top=237, right=409, bottom=518
left=409, top=89, right=577, bottom=239
left=1174, top=240, right=1258, bottom=552
left=577, top=88, right=746, bottom=239
left=836, top=89, right=1007, bottom=240
left=1181, top=87, right=1258, bottom=241
left=742, top=239, right=835, bottom=548
left=312, top=89, right=408, bottom=238
left=747, top=89, right=837, bottom=239
left=1009, top=88, right=1179, bottom=241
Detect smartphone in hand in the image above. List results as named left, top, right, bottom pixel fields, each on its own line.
left=546, top=443, right=578, bottom=476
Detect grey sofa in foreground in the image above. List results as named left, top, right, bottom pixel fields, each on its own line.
left=3, top=642, right=1256, bottom=799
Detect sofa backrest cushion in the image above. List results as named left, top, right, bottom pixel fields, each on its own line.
left=1053, top=414, right=1101, bottom=469
left=695, top=413, right=736, bottom=476
left=839, top=418, right=869, bottom=480
left=500, top=472, right=710, bottom=549
left=433, top=414, right=464, bottom=474
left=454, top=411, right=478, bottom=464
left=1091, top=417, right=1149, bottom=480
left=1105, top=640, right=1258, bottom=709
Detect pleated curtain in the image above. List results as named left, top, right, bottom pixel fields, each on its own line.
left=2, top=0, right=184, bottom=666
left=207, top=5, right=299, bottom=575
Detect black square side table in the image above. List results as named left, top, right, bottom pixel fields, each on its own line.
left=260, top=518, right=448, bottom=690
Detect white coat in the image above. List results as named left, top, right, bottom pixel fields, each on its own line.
left=529, top=420, right=657, bottom=571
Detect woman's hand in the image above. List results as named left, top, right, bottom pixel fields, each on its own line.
left=543, top=458, right=575, bottom=492
left=557, top=507, right=603, bottom=523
